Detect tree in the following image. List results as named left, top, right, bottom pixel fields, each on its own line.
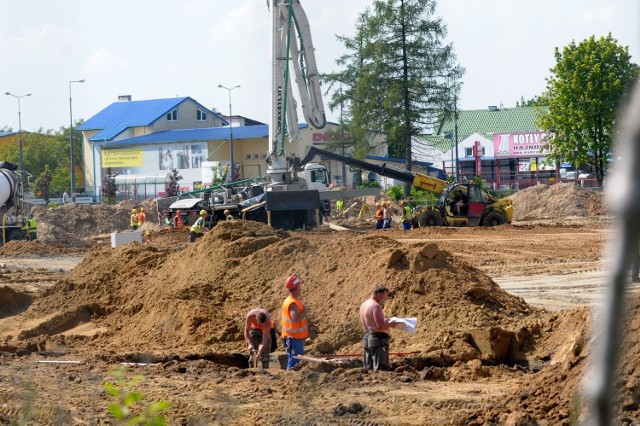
left=323, top=0, right=463, bottom=196
left=34, top=165, right=53, bottom=203
left=537, top=34, right=639, bottom=186
left=102, top=168, right=118, bottom=205
left=165, top=168, right=182, bottom=197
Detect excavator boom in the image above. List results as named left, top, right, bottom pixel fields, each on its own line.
left=296, top=146, right=448, bottom=195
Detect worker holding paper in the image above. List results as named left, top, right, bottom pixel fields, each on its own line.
left=359, top=286, right=399, bottom=371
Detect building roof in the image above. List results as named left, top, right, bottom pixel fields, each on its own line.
left=438, top=106, right=543, bottom=138
left=78, top=97, right=224, bottom=141
left=100, top=123, right=312, bottom=148
left=0, top=132, right=18, bottom=138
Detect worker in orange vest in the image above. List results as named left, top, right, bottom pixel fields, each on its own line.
left=244, top=308, right=275, bottom=368
left=281, top=274, right=309, bottom=370
left=137, top=207, right=146, bottom=226
left=374, top=202, right=384, bottom=229
left=172, top=210, right=184, bottom=229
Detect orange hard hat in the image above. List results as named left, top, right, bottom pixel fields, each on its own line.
left=285, top=274, right=302, bottom=290
left=176, top=210, right=182, bottom=215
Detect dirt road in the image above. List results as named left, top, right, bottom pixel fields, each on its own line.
left=1, top=219, right=633, bottom=425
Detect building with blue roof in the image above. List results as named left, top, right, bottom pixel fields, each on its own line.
left=78, top=96, right=393, bottom=198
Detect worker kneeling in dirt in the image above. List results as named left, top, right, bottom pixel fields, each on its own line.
left=244, top=308, right=276, bottom=368
left=359, top=286, right=399, bottom=371
left=189, top=210, right=208, bottom=242
left=224, top=209, right=234, bottom=221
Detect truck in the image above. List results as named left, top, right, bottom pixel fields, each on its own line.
left=0, top=161, right=27, bottom=243
left=295, top=146, right=514, bottom=227
left=165, top=0, right=380, bottom=230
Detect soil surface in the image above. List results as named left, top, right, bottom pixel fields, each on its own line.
left=1, top=184, right=638, bottom=425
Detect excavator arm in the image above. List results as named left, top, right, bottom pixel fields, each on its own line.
left=295, top=146, right=448, bottom=195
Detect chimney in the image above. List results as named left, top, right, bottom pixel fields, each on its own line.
left=118, top=95, right=132, bottom=102
left=488, top=105, right=498, bottom=112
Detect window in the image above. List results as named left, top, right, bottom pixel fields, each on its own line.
left=166, top=109, right=178, bottom=121
left=262, top=153, right=267, bottom=159
left=246, top=154, right=252, bottom=160
left=465, top=147, right=485, bottom=157
left=254, top=154, right=260, bottom=159
left=197, top=109, right=207, bottom=121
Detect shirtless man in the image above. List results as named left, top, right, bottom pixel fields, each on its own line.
left=244, top=308, right=272, bottom=368
left=359, top=286, right=398, bottom=371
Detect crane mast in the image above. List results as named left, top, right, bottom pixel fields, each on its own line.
left=268, top=0, right=326, bottom=185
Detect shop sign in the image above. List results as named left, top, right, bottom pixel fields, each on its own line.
left=494, top=131, right=551, bottom=158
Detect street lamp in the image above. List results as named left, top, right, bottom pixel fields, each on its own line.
left=218, top=84, right=240, bottom=181
left=69, top=79, right=85, bottom=195
left=4, top=92, right=31, bottom=177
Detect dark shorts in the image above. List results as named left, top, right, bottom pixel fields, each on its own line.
left=363, top=331, right=390, bottom=371
left=249, top=329, right=271, bottom=368
left=190, top=231, right=204, bottom=243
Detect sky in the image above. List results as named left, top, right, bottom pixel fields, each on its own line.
left=1, top=0, right=638, bottom=133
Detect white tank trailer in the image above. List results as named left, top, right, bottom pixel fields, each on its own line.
left=0, top=161, right=26, bottom=244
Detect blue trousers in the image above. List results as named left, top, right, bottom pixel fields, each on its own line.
left=285, top=337, right=305, bottom=370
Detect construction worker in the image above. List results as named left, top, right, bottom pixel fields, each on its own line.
left=190, top=210, right=208, bottom=242
left=20, top=220, right=28, bottom=240
left=374, top=202, right=384, bottom=229
left=336, top=198, right=345, bottom=214
left=382, top=202, right=392, bottom=229
left=359, top=286, right=399, bottom=371
left=144, top=229, right=153, bottom=243
left=224, top=209, right=234, bottom=221
left=281, top=274, right=308, bottom=370
left=244, top=308, right=274, bottom=368
left=400, top=200, right=412, bottom=231
left=137, top=207, right=146, bottom=226
left=130, top=209, right=139, bottom=230
left=172, top=210, right=184, bottom=229
left=27, top=214, right=37, bottom=240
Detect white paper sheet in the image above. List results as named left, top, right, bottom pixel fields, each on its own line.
left=388, top=317, right=417, bottom=334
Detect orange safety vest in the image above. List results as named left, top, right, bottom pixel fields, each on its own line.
left=281, top=296, right=308, bottom=339
left=137, top=212, right=146, bottom=224
left=375, top=207, right=384, bottom=221
left=249, top=317, right=274, bottom=332
left=173, top=215, right=184, bottom=229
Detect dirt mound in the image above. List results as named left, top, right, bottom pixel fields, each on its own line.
left=0, top=239, right=86, bottom=256
left=0, top=286, right=32, bottom=317
left=8, top=220, right=539, bottom=365
left=507, top=183, right=607, bottom=221
left=30, top=200, right=160, bottom=247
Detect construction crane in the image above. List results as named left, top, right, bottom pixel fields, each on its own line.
left=267, top=0, right=326, bottom=187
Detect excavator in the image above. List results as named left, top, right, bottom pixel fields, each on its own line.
left=295, top=146, right=514, bottom=227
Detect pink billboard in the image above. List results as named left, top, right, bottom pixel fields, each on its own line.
left=493, top=131, right=551, bottom=158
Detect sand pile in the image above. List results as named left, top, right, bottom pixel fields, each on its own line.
left=507, top=183, right=606, bottom=221
left=30, top=199, right=160, bottom=247
left=7, top=221, right=539, bottom=364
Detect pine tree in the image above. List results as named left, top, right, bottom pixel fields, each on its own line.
left=323, top=0, right=463, bottom=195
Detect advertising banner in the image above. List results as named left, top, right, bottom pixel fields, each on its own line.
left=493, top=131, right=551, bottom=159
left=102, top=143, right=208, bottom=192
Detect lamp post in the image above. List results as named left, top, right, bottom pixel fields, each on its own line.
left=217, top=84, right=240, bottom=181
left=4, top=92, right=31, bottom=177
left=69, top=79, right=85, bottom=194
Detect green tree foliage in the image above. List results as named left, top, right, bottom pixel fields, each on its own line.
left=34, top=165, right=53, bottom=203
left=165, top=168, right=183, bottom=197
left=323, top=0, right=463, bottom=196
left=537, top=34, right=639, bottom=186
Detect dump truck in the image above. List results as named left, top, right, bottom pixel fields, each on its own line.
left=295, top=146, right=513, bottom=227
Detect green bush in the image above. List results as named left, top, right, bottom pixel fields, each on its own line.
left=47, top=202, right=60, bottom=208
left=105, top=367, right=171, bottom=425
